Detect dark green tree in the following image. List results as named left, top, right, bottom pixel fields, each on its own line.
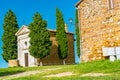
left=75, top=10, right=80, bottom=57
left=2, top=9, right=19, bottom=62
left=29, top=12, right=51, bottom=66
left=56, top=8, right=68, bottom=65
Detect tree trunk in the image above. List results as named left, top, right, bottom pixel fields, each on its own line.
left=63, top=59, right=66, bottom=65
left=40, top=58, right=43, bottom=66
left=37, top=58, right=40, bottom=66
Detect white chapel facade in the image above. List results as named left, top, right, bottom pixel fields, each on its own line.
left=16, top=25, right=37, bottom=67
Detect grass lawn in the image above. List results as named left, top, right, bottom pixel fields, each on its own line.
left=0, top=66, right=59, bottom=76
left=0, top=60, right=120, bottom=80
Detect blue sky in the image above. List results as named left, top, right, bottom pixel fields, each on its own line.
left=0, top=0, right=79, bottom=68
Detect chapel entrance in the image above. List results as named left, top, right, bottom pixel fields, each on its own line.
left=24, top=53, right=28, bottom=66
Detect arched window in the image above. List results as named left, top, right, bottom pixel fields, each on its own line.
left=25, top=41, right=27, bottom=46
left=109, top=0, right=114, bottom=9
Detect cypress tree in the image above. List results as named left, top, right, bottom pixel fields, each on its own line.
left=75, top=10, right=80, bottom=57
left=56, top=8, right=68, bottom=65
left=2, top=9, right=19, bottom=62
left=29, top=12, right=51, bottom=66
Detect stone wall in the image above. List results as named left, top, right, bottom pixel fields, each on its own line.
left=42, top=31, right=75, bottom=65
left=77, top=0, right=120, bottom=62
left=8, top=60, right=19, bottom=67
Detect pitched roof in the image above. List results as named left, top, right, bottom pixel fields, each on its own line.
left=75, top=0, right=84, bottom=7
left=15, top=25, right=73, bottom=36
left=15, top=25, right=29, bottom=36
left=48, top=29, right=73, bottom=34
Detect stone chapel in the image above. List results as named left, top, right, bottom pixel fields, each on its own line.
left=15, top=25, right=75, bottom=67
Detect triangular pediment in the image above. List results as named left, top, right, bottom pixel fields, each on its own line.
left=15, top=25, right=30, bottom=36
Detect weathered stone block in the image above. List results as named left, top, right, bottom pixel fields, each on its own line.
left=8, top=60, right=19, bottom=67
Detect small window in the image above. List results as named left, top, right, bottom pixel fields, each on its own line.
left=25, top=41, right=27, bottom=46
left=109, top=0, right=114, bottom=9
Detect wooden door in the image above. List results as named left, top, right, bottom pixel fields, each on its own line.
left=24, top=53, right=28, bottom=66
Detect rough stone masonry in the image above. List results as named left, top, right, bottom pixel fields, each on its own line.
left=76, top=0, right=120, bottom=62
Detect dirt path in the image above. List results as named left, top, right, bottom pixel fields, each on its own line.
left=0, top=68, right=61, bottom=80
left=81, top=73, right=110, bottom=77
left=0, top=69, right=110, bottom=80
left=45, top=72, right=75, bottom=77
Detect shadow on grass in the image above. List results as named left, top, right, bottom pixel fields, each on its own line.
left=0, top=67, right=26, bottom=77
left=0, top=71, right=25, bottom=77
